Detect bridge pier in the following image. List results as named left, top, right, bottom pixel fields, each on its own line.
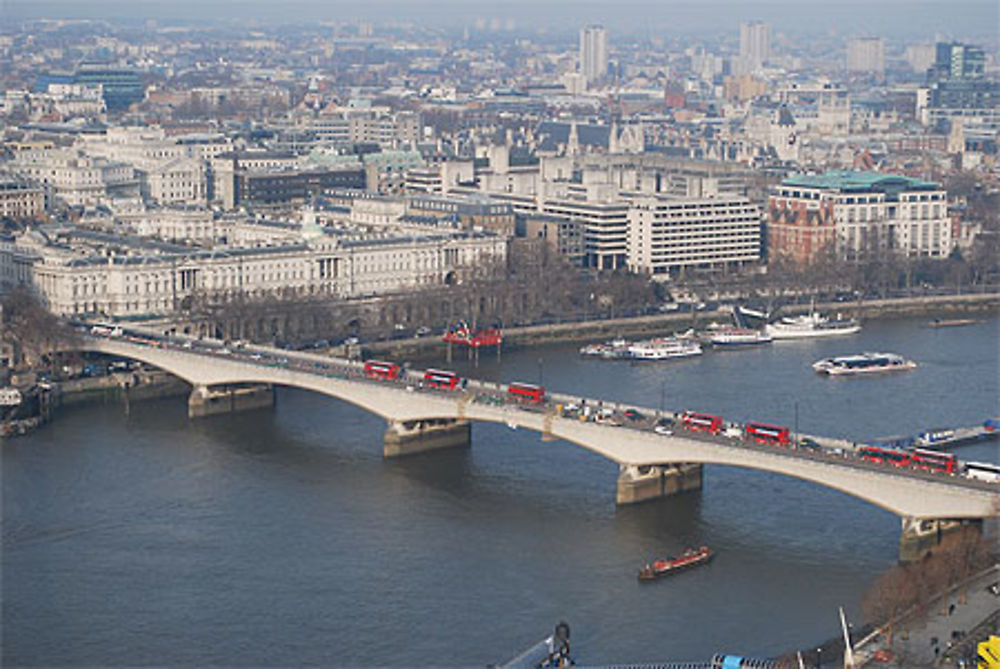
left=899, top=517, right=982, bottom=563
left=615, top=463, right=703, bottom=505
left=188, top=383, right=275, bottom=418
left=383, top=418, right=471, bottom=458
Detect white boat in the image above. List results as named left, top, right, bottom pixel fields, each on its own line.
left=580, top=338, right=631, bottom=359
left=766, top=311, right=860, bottom=340
left=628, top=338, right=703, bottom=361
left=709, top=328, right=773, bottom=347
left=812, top=352, right=916, bottom=376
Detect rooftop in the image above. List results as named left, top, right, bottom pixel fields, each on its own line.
left=782, top=171, right=940, bottom=192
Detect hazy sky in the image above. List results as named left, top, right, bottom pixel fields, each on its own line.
left=2, top=0, right=997, bottom=42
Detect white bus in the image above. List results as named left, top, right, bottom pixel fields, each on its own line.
left=964, top=461, right=1000, bottom=483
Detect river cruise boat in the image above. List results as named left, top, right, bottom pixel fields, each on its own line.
left=709, top=328, right=773, bottom=347
left=812, top=352, right=917, bottom=376
left=579, top=339, right=631, bottom=359
left=638, top=546, right=714, bottom=581
left=628, top=338, right=703, bottom=361
left=765, top=312, right=860, bottom=340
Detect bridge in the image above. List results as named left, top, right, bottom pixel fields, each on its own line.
left=76, top=330, right=1000, bottom=561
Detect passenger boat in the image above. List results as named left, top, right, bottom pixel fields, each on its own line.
left=812, top=352, right=917, bottom=376
left=579, top=339, right=631, bottom=359
left=638, top=546, right=714, bottom=581
left=765, top=312, right=860, bottom=340
left=628, top=338, right=703, bottom=361
left=709, top=328, right=773, bottom=347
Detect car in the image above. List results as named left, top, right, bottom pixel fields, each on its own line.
left=623, top=409, right=645, bottom=421
left=415, top=326, right=433, bottom=337
left=724, top=425, right=743, bottom=439
left=342, top=336, right=360, bottom=346
left=654, top=425, right=673, bottom=436
left=798, top=437, right=822, bottom=452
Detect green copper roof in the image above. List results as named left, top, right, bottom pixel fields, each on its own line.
left=782, top=171, right=939, bottom=193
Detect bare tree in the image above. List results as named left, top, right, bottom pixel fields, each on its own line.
left=0, top=285, right=78, bottom=370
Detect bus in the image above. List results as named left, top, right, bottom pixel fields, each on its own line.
left=908, top=448, right=958, bottom=474
left=680, top=411, right=724, bottom=435
left=90, top=322, right=123, bottom=337
left=364, top=360, right=401, bottom=381
left=744, top=422, right=791, bottom=446
left=507, top=382, right=545, bottom=404
left=424, top=369, right=461, bottom=390
left=857, top=445, right=911, bottom=468
left=963, top=461, right=1000, bottom=483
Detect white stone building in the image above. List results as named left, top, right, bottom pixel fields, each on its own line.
left=12, top=223, right=506, bottom=318
left=626, top=196, right=761, bottom=275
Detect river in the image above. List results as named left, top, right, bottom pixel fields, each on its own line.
left=3, top=315, right=998, bottom=666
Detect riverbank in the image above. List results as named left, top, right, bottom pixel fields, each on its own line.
left=366, top=292, right=1000, bottom=361
left=2, top=371, right=190, bottom=439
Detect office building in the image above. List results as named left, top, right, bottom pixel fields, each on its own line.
left=739, top=22, right=770, bottom=71
left=579, top=26, right=608, bottom=85
left=626, top=196, right=761, bottom=275
left=847, top=38, right=885, bottom=74
left=768, top=171, right=952, bottom=265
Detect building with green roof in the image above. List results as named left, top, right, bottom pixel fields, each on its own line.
left=768, top=170, right=951, bottom=265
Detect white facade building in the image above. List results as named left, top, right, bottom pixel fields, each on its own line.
left=11, top=224, right=506, bottom=318
left=848, top=37, right=886, bottom=74
left=739, top=22, right=770, bottom=71
left=579, top=25, right=608, bottom=85
left=626, top=196, right=761, bottom=275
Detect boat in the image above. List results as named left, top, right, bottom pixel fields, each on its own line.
left=812, top=352, right=917, bottom=376
left=765, top=311, right=861, bottom=340
left=579, top=338, right=631, bottom=359
left=924, top=318, right=978, bottom=328
left=638, top=546, right=714, bottom=581
left=628, top=338, right=703, bottom=361
left=709, top=328, right=773, bottom=347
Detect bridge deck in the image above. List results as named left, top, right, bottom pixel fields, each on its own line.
left=77, top=329, right=1000, bottom=518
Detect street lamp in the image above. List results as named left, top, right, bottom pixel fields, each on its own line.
left=794, top=401, right=800, bottom=446
left=816, top=647, right=822, bottom=668
left=659, top=380, right=667, bottom=417
left=538, top=357, right=544, bottom=387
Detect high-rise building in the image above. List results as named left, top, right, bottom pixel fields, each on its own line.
left=579, top=25, right=608, bottom=85
left=739, top=21, right=770, bottom=71
left=930, top=42, right=986, bottom=81
left=847, top=37, right=885, bottom=74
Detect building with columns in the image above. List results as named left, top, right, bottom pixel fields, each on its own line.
left=9, top=222, right=506, bottom=318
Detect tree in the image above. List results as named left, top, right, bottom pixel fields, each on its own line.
left=0, top=285, right=78, bottom=369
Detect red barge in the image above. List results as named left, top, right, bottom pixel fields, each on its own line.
left=638, top=546, right=714, bottom=581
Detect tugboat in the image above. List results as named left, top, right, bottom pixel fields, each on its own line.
left=638, top=546, right=714, bottom=581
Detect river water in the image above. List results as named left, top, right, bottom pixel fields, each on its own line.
left=3, top=315, right=998, bottom=666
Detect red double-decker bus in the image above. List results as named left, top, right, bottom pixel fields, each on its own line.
left=424, top=368, right=461, bottom=389
left=909, top=448, right=958, bottom=474
left=744, top=422, right=791, bottom=446
left=507, top=382, right=545, bottom=403
left=680, top=411, right=724, bottom=434
left=364, top=360, right=401, bottom=380
left=857, top=445, right=911, bottom=467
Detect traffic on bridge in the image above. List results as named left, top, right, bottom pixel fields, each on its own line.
left=83, top=322, right=999, bottom=494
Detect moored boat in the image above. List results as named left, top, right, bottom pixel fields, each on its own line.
left=579, top=338, right=631, bottom=359
left=765, top=312, right=860, bottom=340
left=709, top=328, right=773, bottom=347
left=638, top=546, right=714, bottom=581
left=628, top=338, right=703, bottom=361
left=812, top=352, right=917, bottom=376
